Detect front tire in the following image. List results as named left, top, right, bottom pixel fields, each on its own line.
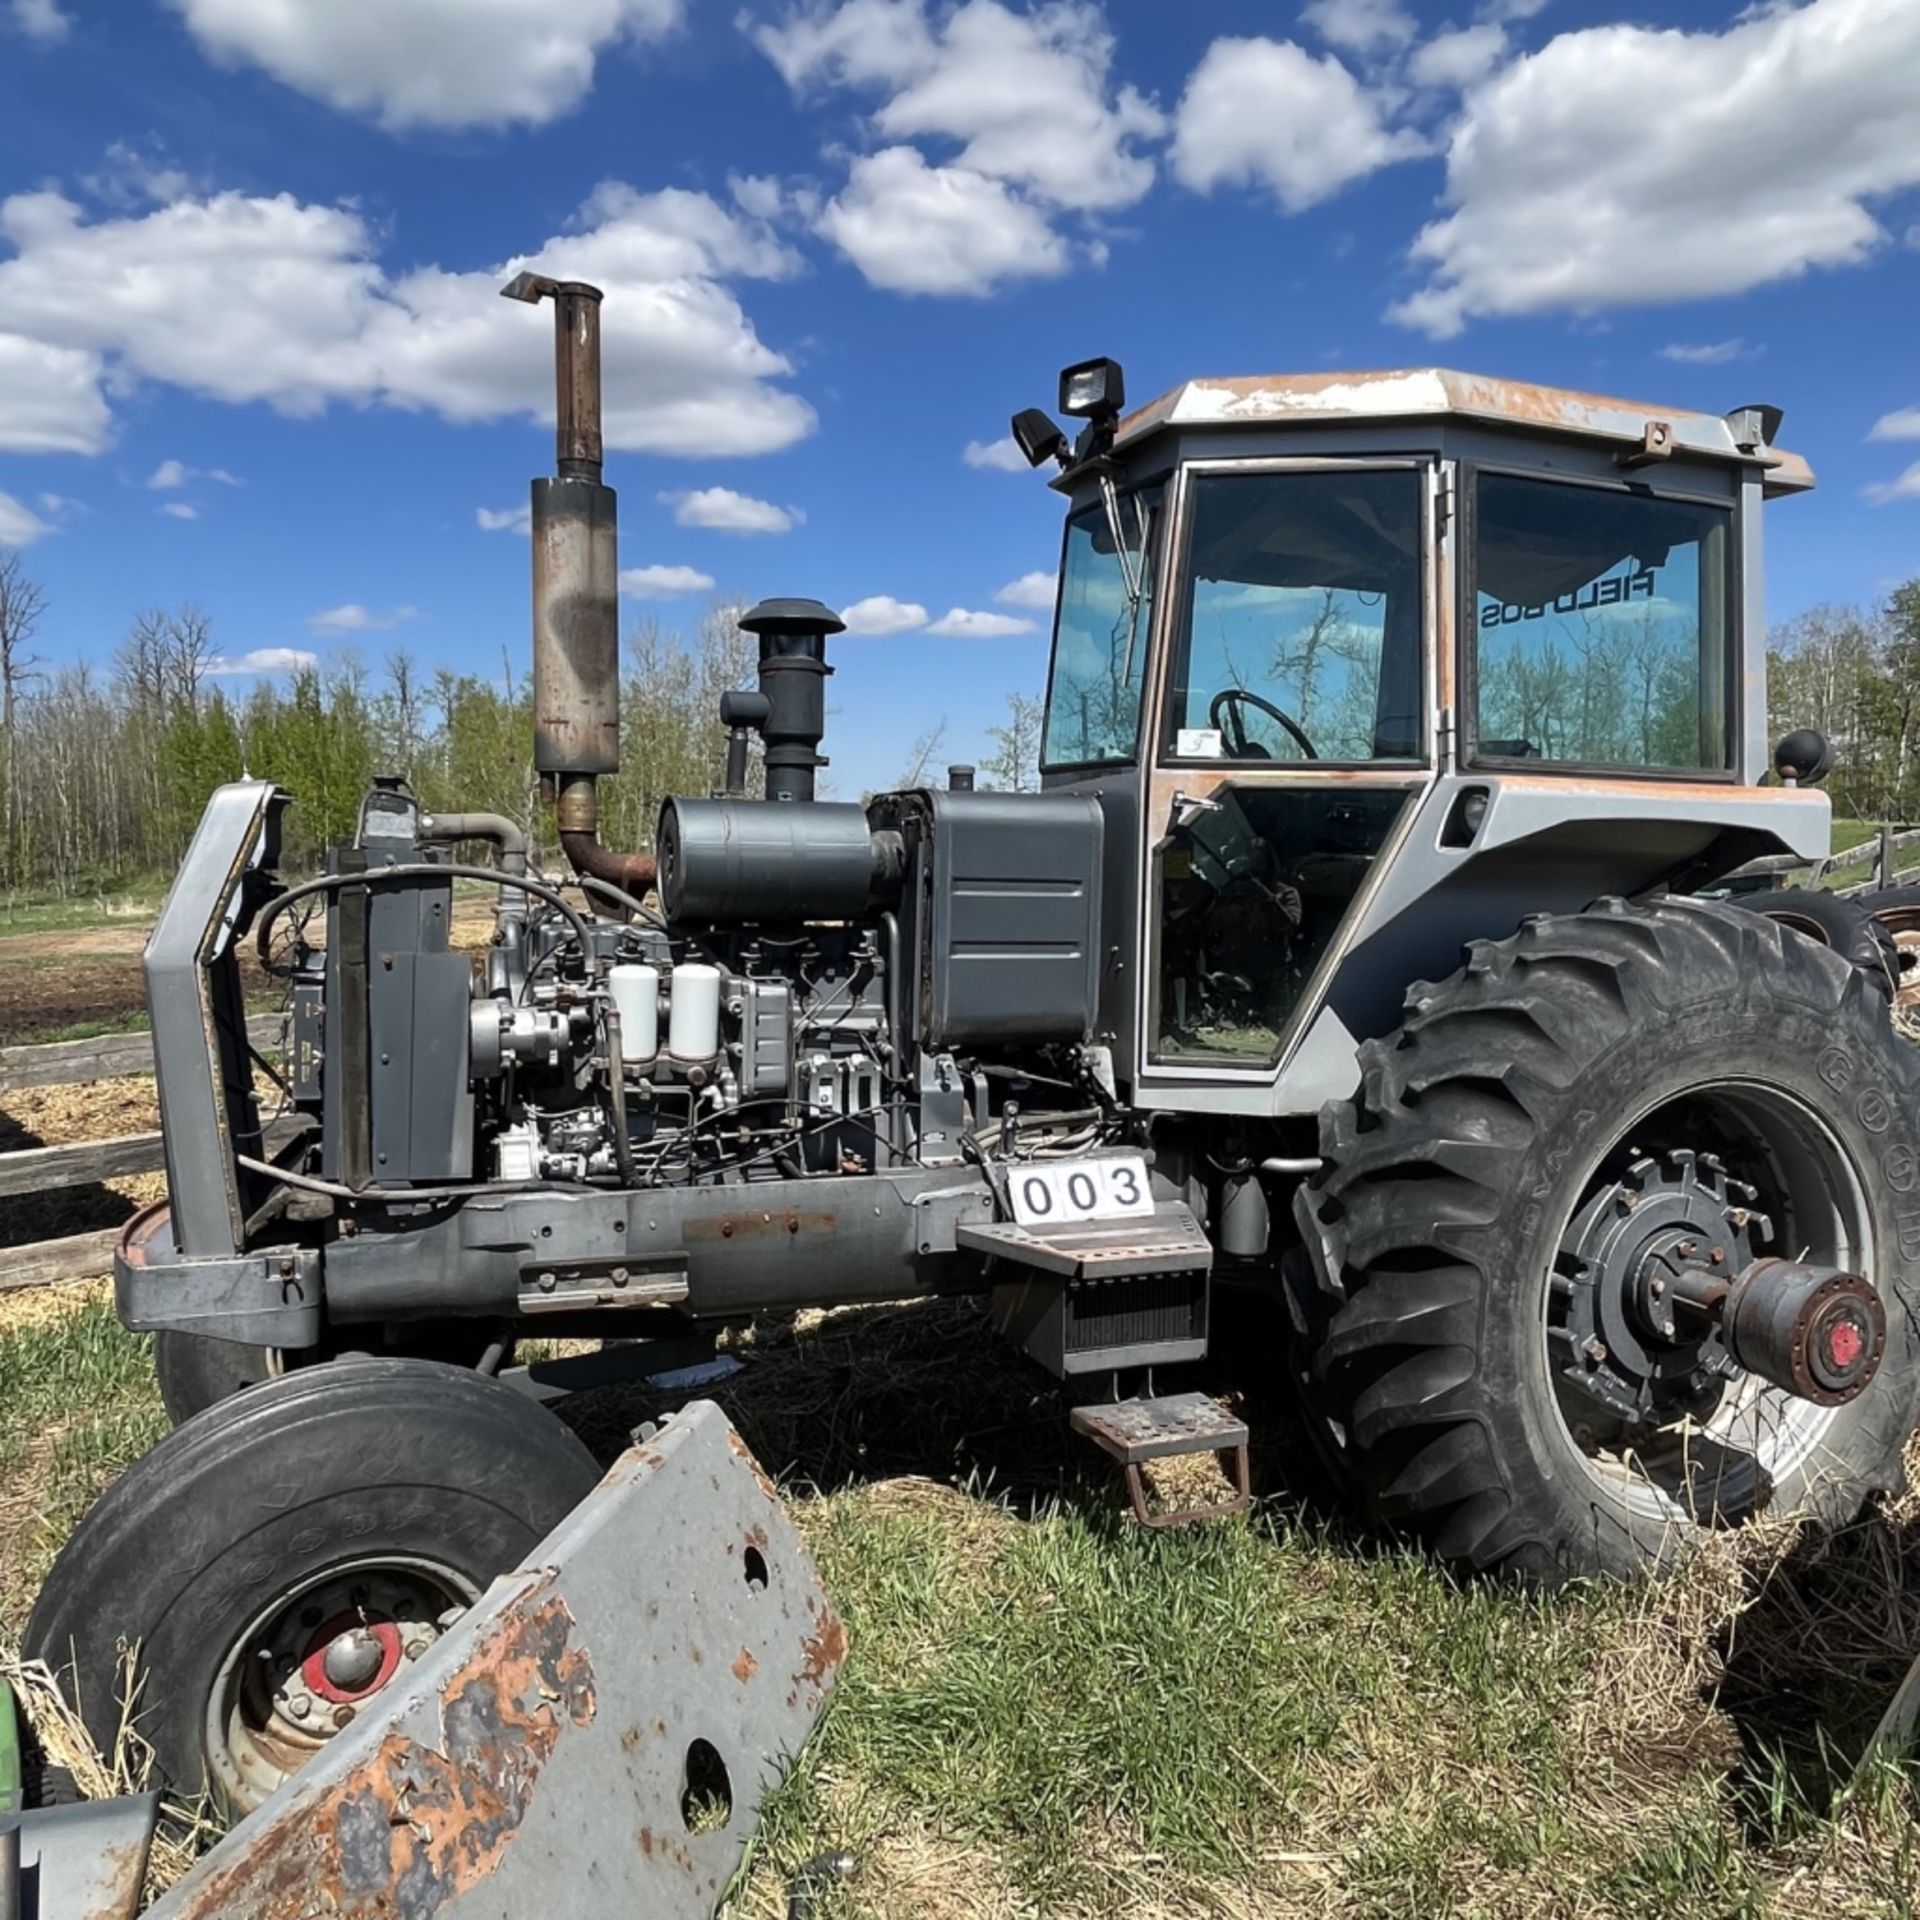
left=1299, top=897, right=1920, bottom=1582
left=25, top=1359, right=598, bottom=1813
left=154, top=1323, right=516, bottom=1425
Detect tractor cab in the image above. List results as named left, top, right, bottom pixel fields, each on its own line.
left=1015, top=364, right=1828, bottom=1117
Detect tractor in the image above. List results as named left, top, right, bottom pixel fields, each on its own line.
left=27, top=281, right=1920, bottom=1812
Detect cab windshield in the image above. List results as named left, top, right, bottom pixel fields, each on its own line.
left=1040, top=483, right=1163, bottom=770
left=1164, top=466, right=1424, bottom=763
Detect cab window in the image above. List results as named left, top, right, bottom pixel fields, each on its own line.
left=1164, top=467, right=1424, bottom=763
left=1040, top=484, right=1162, bottom=770
left=1471, top=473, right=1732, bottom=770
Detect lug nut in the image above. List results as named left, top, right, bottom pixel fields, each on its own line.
left=287, top=1693, right=313, bottom=1721
left=332, top=1705, right=355, bottom=1730
left=1584, top=1337, right=1609, bottom=1365
left=405, top=1639, right=428, bottom=1660
left=537, top=1271, right=557, bottom=1292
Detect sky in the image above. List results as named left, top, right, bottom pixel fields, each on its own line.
left=0, top=0, right=1915, bottom=799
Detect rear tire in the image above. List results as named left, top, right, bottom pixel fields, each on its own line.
left=1298, top=897, right=1920, bottom=1582
left=25, top=1359, right=597, bottom=1813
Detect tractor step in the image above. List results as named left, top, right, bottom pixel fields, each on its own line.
left=958, top=1200, right=1211, bottom=1279
left=1071, top=1391, right=1251, bottom=1528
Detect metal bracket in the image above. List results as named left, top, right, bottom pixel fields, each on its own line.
left=114, top=1208, right=323, bottom=1347
left=146, top=1401, right=844, bottom=1920
left=1616, top=419, right=1675, bottom=469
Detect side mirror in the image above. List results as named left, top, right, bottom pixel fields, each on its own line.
left=1773, top=728, right=1833, bottom=787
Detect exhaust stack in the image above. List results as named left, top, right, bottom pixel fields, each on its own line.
left=502, top=273, right=654, bottom=895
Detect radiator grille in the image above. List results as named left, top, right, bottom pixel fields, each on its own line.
left=1064, top=1271, right=1206, bottom=1355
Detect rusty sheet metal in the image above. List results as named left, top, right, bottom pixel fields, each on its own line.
left=1, top=1793, right=158, bottom=1920
left=1112, top=368, right=1815, bottom=492
left=147, top=1401, right=844, bottom=1920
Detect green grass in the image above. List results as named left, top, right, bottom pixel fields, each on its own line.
left=2, top=1292, right=1917, bottom=1918
left=0, top=893, right=165, bottom=937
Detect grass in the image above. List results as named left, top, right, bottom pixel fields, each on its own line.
left=3, top=1287, right=1917, bottom=1918
left=0, top=891, right=165, bottom=937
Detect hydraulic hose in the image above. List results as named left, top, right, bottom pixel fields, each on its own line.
left=254, top=864, right=600, bottom=981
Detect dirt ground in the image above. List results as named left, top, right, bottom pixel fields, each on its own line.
left=0, top=921, right=158, bottom=1045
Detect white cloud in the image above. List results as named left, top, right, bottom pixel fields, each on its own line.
left=207, top=646, right=320, bottom=676
left=619, top=564, right=715, bottom=597
left=816, top=147, right=1068, bottom=296
left=840, top=594, right=928, bottom=634
left=926, top=606, right=1035, bottom=636
left=8, top=0, right=69, bottom=44
left=1172, top=38, right=1426, bottom=212
left=159, top=501, right=200, bottom=520
left=170, top=0, right=684, bottom=131
left=751, top=1, right=1160, bottom=293
left=996, top=570, right=1056, bottom=608
left=309, top=603, right=419, bottom=633
left=1658, top=339, right=1757, bottom=365
left=751, top=0, right=935, bottom=90
left=963, top=434, right=1029, bottom=472
left=147, top=458, right=188, bottom=489
left=1870, top=407, right=1920, bottom=442
left=1866, top=462, right=1920, bottom=506
left=1391, top=0, right=1920, bottom=338
left=81, top=141, right=196, bottom=211
left=1407, top=23, right=1507, bottom=89
left=663, top=485, right=801, bottom=533
left=0, top=178, right=813, bottom=461
left=477, top=503, right=533, bottom=534
left=758, top=1, right=1163, bottom=212
left=0, top=335, right=109, bottom=454
left=0, top=491, right=54, bottom=547
left=1300, top=0, right=1416, bottom=55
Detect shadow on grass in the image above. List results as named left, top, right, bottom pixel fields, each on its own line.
left=547, top=1277, right=1377, bottom=1550
left=1714, top=1491, right=1920, bottom=1841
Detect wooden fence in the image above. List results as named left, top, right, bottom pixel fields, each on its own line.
left=0, top=1015, right=282, bottom=1293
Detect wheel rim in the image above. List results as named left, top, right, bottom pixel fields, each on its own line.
left=205, top=1555, right=478, bottom=1814
left=1540, top=1077, right=1870, bottom=1530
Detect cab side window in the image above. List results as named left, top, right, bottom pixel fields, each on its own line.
left=1472, top=474, right=1732, bottom=770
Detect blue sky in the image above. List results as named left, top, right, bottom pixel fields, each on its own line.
left=0, top=0, right=1915, bottom=798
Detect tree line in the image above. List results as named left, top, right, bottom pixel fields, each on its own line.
left=0, top=552, right=1043, bottom=900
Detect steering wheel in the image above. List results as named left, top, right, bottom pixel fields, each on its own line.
left=1209, top=687, right=1318, bottom=761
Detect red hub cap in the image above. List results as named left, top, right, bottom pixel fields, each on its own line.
left=300, top=1613, right=403, bottom=1704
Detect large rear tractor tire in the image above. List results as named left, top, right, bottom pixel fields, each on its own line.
left=25, top=1359, right=598, bottom=1814
left=1298, top=896, right=1920, bottom=1583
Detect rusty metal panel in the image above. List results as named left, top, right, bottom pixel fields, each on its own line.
left=1, top=1793, right=158, bottom=1920
left=147, top=1401, right=843, bottom=1920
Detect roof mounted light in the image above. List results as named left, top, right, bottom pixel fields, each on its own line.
left=1060, top=356, right=1125, bottom=422
left=1010, top=406, right=1070, bottom=470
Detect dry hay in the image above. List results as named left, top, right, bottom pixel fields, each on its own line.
left=0, top=1274, right=111, bottom=1337
left=1, top=1650, right=210, bottom=1896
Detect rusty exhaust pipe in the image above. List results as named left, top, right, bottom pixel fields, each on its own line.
left=501, top=273, right=656, bottom=896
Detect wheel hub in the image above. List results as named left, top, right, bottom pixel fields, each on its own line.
left=1555, top=1149, right=1756, bottom=1425
left=1556, top=1148, right=1886, bottom=1425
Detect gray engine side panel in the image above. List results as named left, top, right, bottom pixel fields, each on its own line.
left=913, top=787, right=1104, bottom=1046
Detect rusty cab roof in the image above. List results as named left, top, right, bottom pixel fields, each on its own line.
left=1110, top=369, right=1813, bottom=498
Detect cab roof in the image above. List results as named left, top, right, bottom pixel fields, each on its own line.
left=1112, top=369, right=1814, bottom=497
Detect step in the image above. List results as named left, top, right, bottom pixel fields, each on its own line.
left=1070, top=1390, right=1251, bottom=1528
left=957, top=1200, right=1213, bottom=1279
